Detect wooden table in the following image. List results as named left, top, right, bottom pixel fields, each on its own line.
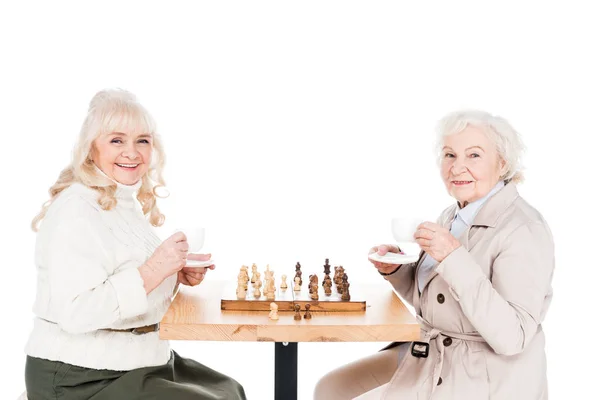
left=160, top=280, right=420, bottom=400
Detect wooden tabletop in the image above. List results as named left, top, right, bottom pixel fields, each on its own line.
left=160, top=280, right=421, bottom=343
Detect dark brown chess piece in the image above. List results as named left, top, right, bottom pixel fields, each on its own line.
left=323, top=259, right=331, bottom=286
left=310, top=282, right=319, bottom=300
left=303, top=303, right=312, bottom=319
left=341, top=274, right=351, bottom=301
left=324, top=279, right=332, bottom=296
left=293, top=303, right=302, bottom=320
left=308, top=274, right=316, bottom=291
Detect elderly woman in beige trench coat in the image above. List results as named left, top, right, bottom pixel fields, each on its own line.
left=314, top=110, right=555, bottom=400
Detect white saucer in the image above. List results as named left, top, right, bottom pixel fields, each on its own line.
left=368, top=252, right=419, bottom=265
left=185, top=259, right=215, bottom=267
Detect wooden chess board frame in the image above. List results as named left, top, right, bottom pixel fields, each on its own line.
left=221, top=278, right=366, bottom=312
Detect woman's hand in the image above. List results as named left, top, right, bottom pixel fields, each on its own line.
left=368, top=244, right=402, bottom=274
left=178, top=254, right=215, bottom=286
left=414, top=222, right=461, bottom=262
left=145, top=232, right=189, bottom=277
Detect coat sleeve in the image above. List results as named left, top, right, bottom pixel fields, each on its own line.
left=383, top=262, right=417, bottom=307
left=47, top=201, right=149, bottom=334
left=436, top=221, right=554, bottom=356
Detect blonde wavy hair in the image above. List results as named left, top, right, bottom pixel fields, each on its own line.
left=32, top=89, right=167, bottom=231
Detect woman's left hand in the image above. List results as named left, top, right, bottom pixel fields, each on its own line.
left=177, top=253, right=216, bottom=286
left=414, top=222, right=461, bottom=263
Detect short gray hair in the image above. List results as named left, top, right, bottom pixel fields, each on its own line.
left=434, top=109, right=525, bottom=184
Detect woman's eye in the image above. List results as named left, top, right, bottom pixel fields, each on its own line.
left=444, top=153, right=455, bottom=158
left=469, top=153, right=480, bottom=158
left=138, top=139, right=150, bottom=144
left=111, top=139, right=122, bottom=144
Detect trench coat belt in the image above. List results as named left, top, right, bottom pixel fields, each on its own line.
left=416, top=315, right=487, bottom=400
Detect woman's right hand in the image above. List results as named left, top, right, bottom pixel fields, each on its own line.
left=368, top=244, right=402, bottom=274
left=139, top=232, right=189, bottom=293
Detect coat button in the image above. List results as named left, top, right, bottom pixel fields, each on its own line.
left=443, top=337, right=452, bottom=347
left=437, top=293, right=445, bottom=304
left=437, top=377, right=442, bottom=386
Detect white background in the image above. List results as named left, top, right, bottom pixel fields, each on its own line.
left=1, top=1, right=598, bottom=399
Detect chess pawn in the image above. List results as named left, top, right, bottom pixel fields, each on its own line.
left=341, top=274, right=350, bottom=300
left=294, top=276, right=301, bottom=291
left=280, top=274, right=288, bottom=289
left=293, top=304, right=302, bottom=321
left=303, top=304, right=312, bottom=319
left=253, top=282, right=261, bottom=298
left=269, top=302, right=279, bottom=320
left=341, top=281, right=351, bottom=301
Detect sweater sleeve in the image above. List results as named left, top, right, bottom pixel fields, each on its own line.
left=435, top=221, right=554, bottom=356
left=47, top=203, right=148, bottom=334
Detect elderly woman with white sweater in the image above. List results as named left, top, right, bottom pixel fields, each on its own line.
left=24, top=89, right=246, bottom=400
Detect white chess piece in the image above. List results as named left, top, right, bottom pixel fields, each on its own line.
left=280, top=274, right=288, bottom=289
left=236, top=280, right=246, bottom=300
left=269, top=302, right=279, bottom=320
left=294, top=276, right=301, bottom=291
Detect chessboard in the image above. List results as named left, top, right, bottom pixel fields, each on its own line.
left=220, top=259, right=366, bottom=312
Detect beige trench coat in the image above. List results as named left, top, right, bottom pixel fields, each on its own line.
left=382, top=182, right=554, bottom=399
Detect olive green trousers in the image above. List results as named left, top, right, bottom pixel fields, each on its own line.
left=25, top=351, right=246, bottom=400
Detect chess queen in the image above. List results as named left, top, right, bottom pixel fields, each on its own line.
left=315, top=111, right=555, bottom=400
left=24, top=89, right=246, bottom=399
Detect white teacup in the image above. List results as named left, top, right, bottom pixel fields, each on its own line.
left=174, top=227, right=212, bottom=267
left=391, top=217, right=423, bottom=254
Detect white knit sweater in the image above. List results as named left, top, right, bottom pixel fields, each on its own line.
left=25, top=180, right=177, bottom=371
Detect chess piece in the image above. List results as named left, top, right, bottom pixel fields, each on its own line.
left=253, top=282, right=261, bottom=298
left=236, top=280, right=246, bottom=300
left=255, top=272, right=262, bottom=290
left=303, top=304, right=312, bottom=319
left=341, top=274, right=351, bottom=301
left=294, top=276, right=301, bottom=291
left=251, top=264, right=258, bottom=283
left=323, top=258, right=331, bottom=275
left=295, top=270, right=303, bottom=286
left=239, top=267, right=249, bottom=290
left=269, top=302, right=279, bottom=320
left=334, top=266, right=345, bottom=285
left=308, top=274, right=318, bottom=292
left=295, top=263, right=303, bottom=285
left=280, top=274, right=288, bottom=289
left=293, top=304, right=302, bottom=320
left=265, top=277, right=276, bottom=301
left=310, top=282, right=319, bottom=300
left=324, top=279, right=332, bottom=296
left=323, top=259, right=332, bottom=287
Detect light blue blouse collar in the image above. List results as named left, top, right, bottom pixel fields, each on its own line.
left=455, top=181, right=505, bottom=226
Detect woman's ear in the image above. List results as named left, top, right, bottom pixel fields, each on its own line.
left=498, top=158, right=508, bottom=179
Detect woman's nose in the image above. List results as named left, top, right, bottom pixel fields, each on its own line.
left=451, top=158, right=467, bottom=174
left=121, top=144, right=139, bottom=159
